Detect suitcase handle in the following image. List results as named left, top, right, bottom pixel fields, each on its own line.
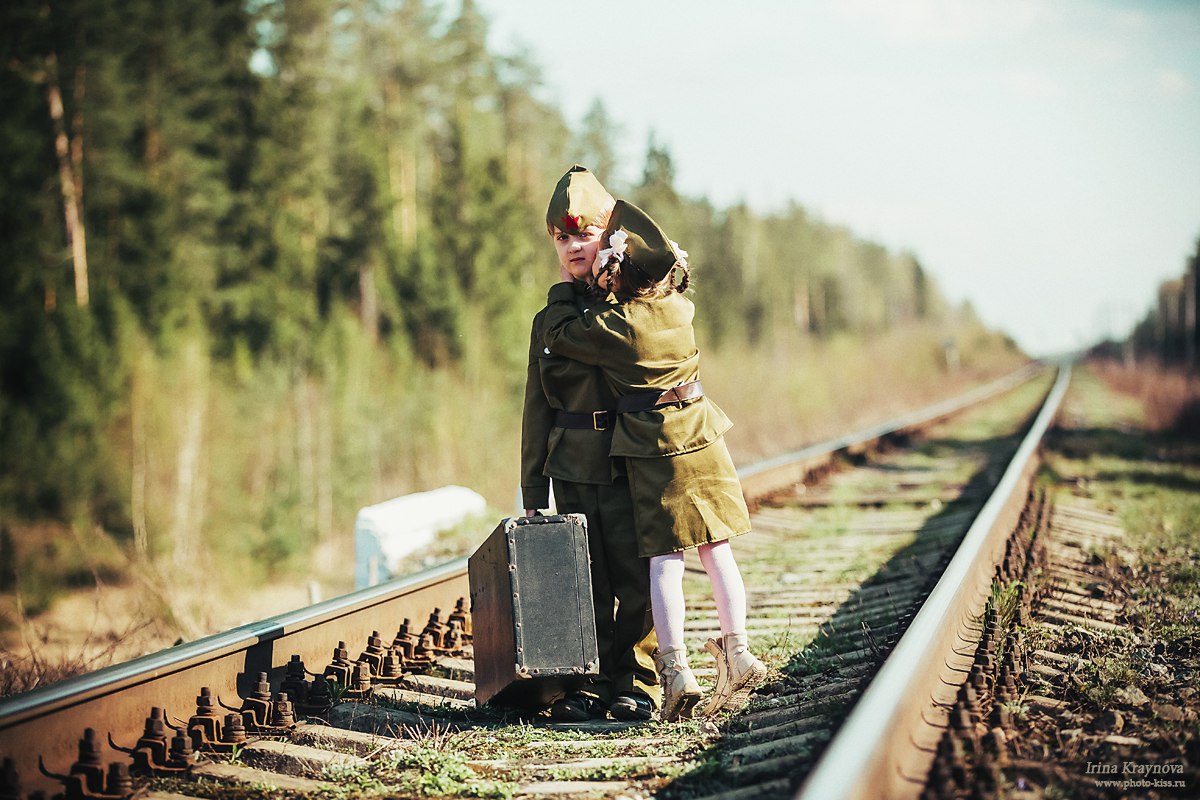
left=515, top=514, right=572, bottom=525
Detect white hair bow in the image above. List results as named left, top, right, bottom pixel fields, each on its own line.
left=598, top=228, right=629, bottom=267
left=670, top=240, right=688, bottom=269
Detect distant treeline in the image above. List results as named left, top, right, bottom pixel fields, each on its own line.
left=1, top=1, right=962, bottom=554
left=1118, top=237, right=1200, bottom=366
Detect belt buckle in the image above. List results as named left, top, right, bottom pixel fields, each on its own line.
left=592, top=410, right=609, bottom=431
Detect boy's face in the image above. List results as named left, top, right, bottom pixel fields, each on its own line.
left=553, top=225, right=604, bottom=281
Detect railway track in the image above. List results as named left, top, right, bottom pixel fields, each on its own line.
left=0, top=363, right=1063, bottom=800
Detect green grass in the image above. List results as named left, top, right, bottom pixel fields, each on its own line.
left=1034, top=362, right=1200, bottom=713
left=382, top=747, right=515, bottom=799
left=987, top=580, right=1024, bottom=666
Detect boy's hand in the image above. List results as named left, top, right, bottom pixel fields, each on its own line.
left=524, top=508, right=541, bottom=517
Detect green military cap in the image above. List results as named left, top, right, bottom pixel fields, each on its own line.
left=546, top=165, right=613, bottom=234
left=602, top=200, right=686, bottom=282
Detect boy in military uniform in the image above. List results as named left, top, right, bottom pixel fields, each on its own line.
left=541, top=200, right=768, bottom=721
left=521, top=166, right=660, bottom=721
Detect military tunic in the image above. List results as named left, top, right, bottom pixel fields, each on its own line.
left=521, top=282, right=659, bottom=706
left=542, top=282, right=752, bottom=558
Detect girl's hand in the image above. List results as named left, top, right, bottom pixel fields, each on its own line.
left=558, top=263, right=576, bottom=283
left=524, top=508, right=541, bottom=517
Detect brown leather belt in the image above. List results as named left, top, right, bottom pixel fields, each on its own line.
left=616, top=380, right=704, bottom=413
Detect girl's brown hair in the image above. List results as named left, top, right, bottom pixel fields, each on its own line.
left=594, top=252, right=690, bottom=299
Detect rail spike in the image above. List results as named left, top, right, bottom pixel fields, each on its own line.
left=1, top=757, right=21, bottom=800
left=38, top=742, right=135, bottom=799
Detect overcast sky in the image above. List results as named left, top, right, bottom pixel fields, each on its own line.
left=474, top=0, right=1200, bottom=356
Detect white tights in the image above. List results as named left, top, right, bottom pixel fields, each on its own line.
left=649, top=540, right=747, bottom=652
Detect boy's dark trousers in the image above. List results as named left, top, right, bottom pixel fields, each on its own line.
left=552, top=477, right=660, bottom=707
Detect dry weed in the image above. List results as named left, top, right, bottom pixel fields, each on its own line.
left=0, top=589, right=160, bottom=697
left=1089, top=359, right=1200, bottom=433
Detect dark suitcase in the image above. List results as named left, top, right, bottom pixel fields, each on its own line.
left=468, top=514, right=599, bottom=708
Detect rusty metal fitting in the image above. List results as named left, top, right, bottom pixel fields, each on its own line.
left=935, top=734, right=955, bottom=763
left=414, top=630, right=440, bottom=661
left=980, top=769, right=1002, bottom=796
left=359, top=631, right=387, bottom=677
left=958, top=681, right=979, bottom=712
left=168, top=730, right=196, bottom=768
left=72, top=728, right=106, bottom=794
left=352, top=660, right=373, bottom=693
left=37, top=729, right=121, bottom=800
left=422, top=608, right=447, bottom=649
left=957, top=684, right=981, bottom=726
left=105, top=763, right=132, bottom=798
left=449, top=597, right=472, bottom=638
left=935, top=734, right=968, bottom=788
left=949, top=746, right=969, bottom=785
left=980, top=725, right=1000, bottom=754
left=2, top=758, right=21, bottom=800
left=393, top=619, right=418, bottom=660
left=249, top=672, right=271, bottom=702
left=999, top=666, right=1018, bottom=699
left=233, top=672, right=274, bottom=732
left=282, top=655, right=311, bottom=707
left=323, top=641, right=355, bottom=691
left=75, top=727, right=104, bottom=767
left=194, top=686, right=219, bottom=716
left=142, top=707, right=167, bottom=741
left=991, top=703, right=1012, bottom=731
left=331, top=660, right=374, bottom=702
left=927, top=758, right=955, bottom=799
left=221, top=713, right=246, bottom=745
left=969, top=664, right=987, bottom=693
left=286, top=653, right=306, bottom=676
left=951, top=707, right=975, bottom=736
left=188, top=688, right=223, bottom=748
left=444, top=623, right=464, bottom=653
left=108, top=707, right=172, bottom=775
left=380, top=647, right=404, bottom=682
left=968, top=781, right=992, bottom=800
left=305, top=674, right=332, bottom=711
left=270, top=692, right=296, bottom=728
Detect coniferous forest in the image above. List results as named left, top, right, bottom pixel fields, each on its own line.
left=0, top=0, right=1020, bottom=639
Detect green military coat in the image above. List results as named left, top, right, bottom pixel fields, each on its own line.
left=521, top=283, right=621, bottom=509
left=542, top=282, right=751, bottom=557
left=520, top=282, right=660, bottom=703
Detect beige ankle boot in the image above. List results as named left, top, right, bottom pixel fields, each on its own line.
left=655, top=647, right=702, bottom=721
left=702, top=632, right=767, bottom=716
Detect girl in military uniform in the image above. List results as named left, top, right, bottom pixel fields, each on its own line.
left=521, top=167, right=660, bottom=722
left=541, top=200, right=768, bottom=721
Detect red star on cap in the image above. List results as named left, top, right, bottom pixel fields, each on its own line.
left=560, top=214, right=582, bottom=232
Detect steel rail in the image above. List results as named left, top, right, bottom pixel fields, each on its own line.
left=796, top=365, right=1071, bottom=800
left=0, top=558, right=470, bottom=785
left=0, top=362, right=1047, bottom=792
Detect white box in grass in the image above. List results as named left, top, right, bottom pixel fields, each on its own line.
left=354, top=485, right=486, bottom=588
